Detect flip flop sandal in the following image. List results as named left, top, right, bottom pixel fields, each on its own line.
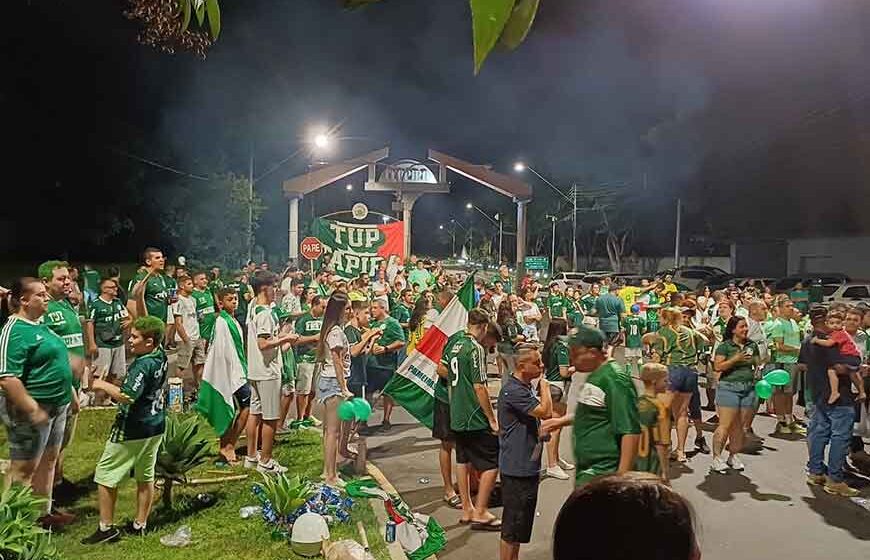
left=470, top=518, right=502, bottom=531
left=444, top=495, right=462, bottom=509
left=458, top=519, right=472, bottom=525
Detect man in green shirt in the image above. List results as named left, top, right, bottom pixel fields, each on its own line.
left=580, top=284, right=600, bottom=327
left=293, top=295, right=325, bottom=427
left=548, top=282, right=567, bottom=321
left=497, top=265, right=513, bottom=295
left=39, top=260, right=85, bottom=500
left=393, top=288, right=414, bottom=336
left=191, top=272, right=218, bottom=342
left=86, top=278, right=130, bottom=404
left=408, top=260, right=433, bottom=291
left=438, top=309, right=500, bottom=528
left=225, top=271, right=253, bottom=328
left=544, top=326, right=640, bottom=486
left=208, top=266, right=224, bottom=294
left=84, top=316, right=167, bottom=543
left=128, top=247, right=170, bottom=323
left=768, top=296, right=806, bottom=435
left=368, top=297, right=406, bottom=431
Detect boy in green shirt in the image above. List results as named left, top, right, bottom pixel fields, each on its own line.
left=623, top=304, right=647, bottom=379
left=293, top=295, right=325, bottom=427
left=84, top=316, right=168, bottom=543
left=634, top=363, right=670, bottom=482
left=548, top=282, right=567, bottom=321
left=368, top=298, right=406, bottom=431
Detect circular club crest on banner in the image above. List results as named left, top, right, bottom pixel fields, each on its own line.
left=351, top=203, right=369, bottom=221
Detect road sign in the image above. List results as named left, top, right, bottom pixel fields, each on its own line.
left=300, top=237, right=324, bottom=260
left=524, top=256, right=549, bottom=271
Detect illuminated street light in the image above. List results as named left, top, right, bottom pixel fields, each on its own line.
left=513, top=162, right=526, bottom=173
left=346, top=183, right=353, bottom=191
left=465, top=202, right=473, bottom=209
left=439, top=224, right=444, bottom=229
left=382, top=215, right=389, bottom=223
left=313, top=133, right=330, bottom=149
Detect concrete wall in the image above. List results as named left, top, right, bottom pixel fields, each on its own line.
left=787, top=236, right=870, bottom=279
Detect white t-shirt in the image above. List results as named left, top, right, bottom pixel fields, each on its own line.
left=424, top=308, right=440, bottom=329
left=321, top=325, right=351, bottom=379
left=171, top=294, right=200, bottom=342
left=279, top=277, right=294, bottom=297
left=247, top=304, right=283, bottom=381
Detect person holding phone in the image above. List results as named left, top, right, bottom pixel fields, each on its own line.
left=710, top=316, right=760, bottom=474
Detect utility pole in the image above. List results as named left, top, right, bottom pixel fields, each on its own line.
left=572, top=185, right=578, bottom=271
left=248, top=141, right=254, bottom=262
left=674, top=198, right=682, bottom=268
left=496, top=213, right=503, bottom=265
left=545, top=214, right=557, bottom=275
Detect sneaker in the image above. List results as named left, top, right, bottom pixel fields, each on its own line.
left=321, top=475, right=347, bottom=489
left=122, top=520, right=147, bottom=537
left=257, top=458, right=288, bottom=475
left=806, top=474, right=827, bottom=486
left=695, top=436, right=711, bottom=455
left=788, top=422, right=807, bottom=436
left=710, top=456, right=729, bottom=474
left=823, top=480, right=859, bottom=497
left=774, top=422, right=792, bottom=435
left=544, top=465, right=570, bottom=480
left=81, top=526, right=121, bottom=545
left=557, top=458, right=575, bottom=471
left=726, top=454, right=745, bottom=471
left=243, top=454, right=260, bottom=469
left=307, top=415, right=323, bottom=427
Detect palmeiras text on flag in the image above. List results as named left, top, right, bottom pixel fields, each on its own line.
left=313, top=217, right=405, bottom=279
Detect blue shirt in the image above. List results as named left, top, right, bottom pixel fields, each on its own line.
left=595, top=292, right=625, bottom=333
left=497, top=375, right=542, bottom=477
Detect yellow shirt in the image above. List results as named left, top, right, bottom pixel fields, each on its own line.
left=618, top=286, right=638, bottom=309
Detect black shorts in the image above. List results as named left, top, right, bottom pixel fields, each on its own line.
left=454, top=430, right=499, bottom=472
left=501, top=475, right=540, bottom=544
left=432, top=398, right=454, bottom=442
left=233, top=383, right=252, bottom=409
left=367, top=366, right=393, bottom=394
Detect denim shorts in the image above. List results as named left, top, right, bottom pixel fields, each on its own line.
left=316, top=375, right=343, bottom=404
left=668, top=365, right=698, bottom=394
left=716, top=380, right=758, bottom=410
left=0, top=396, right=69, bottom=461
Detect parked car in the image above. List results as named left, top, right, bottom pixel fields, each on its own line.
left=772, top=273, right=850, bottom=293
left=550, top=272, right=587, bottom=291
left=577, top=271, right=616, bottom=293
left=664, top=266, right=729, bottom=291
left=824, top=283, right=870, bottom=308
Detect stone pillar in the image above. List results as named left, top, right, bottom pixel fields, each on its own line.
left=515, top=199, right=528, bottom=290
left=401, top=193, right=421, bottom=260
left=288, top=194, right=301, bottom=264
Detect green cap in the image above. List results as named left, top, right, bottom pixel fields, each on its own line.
left=274, top=307, right=291, bottom=322
left=566, top=325, right=606, bottom=350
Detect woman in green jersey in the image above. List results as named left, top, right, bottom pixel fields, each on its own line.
left=542, top=319, right=574, bottom=480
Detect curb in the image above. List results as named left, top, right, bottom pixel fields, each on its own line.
left=366, top=461, right=439, bottom=560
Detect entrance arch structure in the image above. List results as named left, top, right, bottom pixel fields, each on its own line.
left=282, top=147, right=533, bottom=279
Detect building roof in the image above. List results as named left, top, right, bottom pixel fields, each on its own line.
left=282, top=147, right=389, bottom=196
left=428, top=149, right=532, bottom=201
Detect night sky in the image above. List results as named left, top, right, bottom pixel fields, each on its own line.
left=5, top=0, right=870, bottom=265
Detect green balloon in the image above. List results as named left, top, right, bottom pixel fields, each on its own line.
left=351, top=398, right=372, bottom=422
left=338, top=400, right=357, bottom=421
left=755, top=379, right=774, bottom=400
left=764, top=368, right=791, bottom=387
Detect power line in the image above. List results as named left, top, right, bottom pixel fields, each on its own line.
left=107, top=147, right=209, bottom=180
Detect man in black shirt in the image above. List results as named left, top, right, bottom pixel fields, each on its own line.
left=800, top=307, right=859, bottom=497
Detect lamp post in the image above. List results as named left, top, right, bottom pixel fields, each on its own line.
left=514, top=162, right=578, bottom=271
left=544, top=214, right=557, bottom=275
left=466, top=202, right=504, bottom=265
left=447, top=218, right=470, bottom=258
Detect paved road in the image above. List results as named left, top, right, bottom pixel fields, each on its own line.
left=366, top=386, right=870, bottom=560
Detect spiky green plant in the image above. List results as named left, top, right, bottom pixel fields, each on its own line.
left=155, top=415, right=212, bottom=508
left=254, top=474, right=314, bottom=518
left=0, top=484, right=60, bottom=560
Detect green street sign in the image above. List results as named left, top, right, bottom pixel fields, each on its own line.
left=524, top=256, right=549, bottom=270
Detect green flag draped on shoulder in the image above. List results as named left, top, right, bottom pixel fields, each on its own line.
left=195, top=310, right=247, bottom=436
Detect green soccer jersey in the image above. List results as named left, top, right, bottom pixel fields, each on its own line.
left=192, top=289, right=217, bottom=342
left=548, top=294, right=567, bottom=319
left=208, top=278, right=224, bottom=295
left=43, top=298, right=85, bottom=357
left=580, top=294, right=598, bottom=314
left=393, top=303, right=412, bottom=333
left=573, top=360, right=640, bottom=485
left=88, top=296, right=128, bottom=348
left=645, top=292, right=661, bottom=327
left=225, top=280, right=252, bottom=321
left=368, top=315, right=406, bottom=370
left=715, top=339, right=759, bottom=383
left=498, top=277, right=513, bottom=295
left=654, top=326, right=706, bottom=366
left=567, top=299, right=584, bottom=328
left=129, top=271, right=170, bottom=322
left=442, top=332, right=489, bottom=432
left=769, top=317, right=800, bottom=364
left=634, top=394, right=670, bottom=476
left=294, top=312, right=323, bottom=363
left=624, top=316, right=647, bottom=349
left=0, top=316, right=73, bottom=406
left=110, top=348, right=168, bottom=442
left=546, top=339, right=570, bottom=382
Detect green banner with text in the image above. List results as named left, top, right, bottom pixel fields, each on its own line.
left=313, top=217, right=405, bottom=279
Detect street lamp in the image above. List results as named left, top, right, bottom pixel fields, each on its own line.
left=466, top=202, right=504, bottom=265
left=544, top=214, right=557, bottom=275
left=514, top=162, right=578, bottom=271
left=313, top=133, right=331, bottom=149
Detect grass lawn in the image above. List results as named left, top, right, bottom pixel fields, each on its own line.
left=1, top=408, right=389, bottom=560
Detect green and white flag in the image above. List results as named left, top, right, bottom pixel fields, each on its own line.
left=312, top=217, right=405, bottom=279
left=195, top=310, right=247, bottom=436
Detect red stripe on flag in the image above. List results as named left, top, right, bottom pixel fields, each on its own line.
left=376, top=220, right=405, bottom=261
left=415, top=327, right=448, bottom=364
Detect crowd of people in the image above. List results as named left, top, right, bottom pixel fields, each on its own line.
left=1, top=251, right=868, bottom=558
